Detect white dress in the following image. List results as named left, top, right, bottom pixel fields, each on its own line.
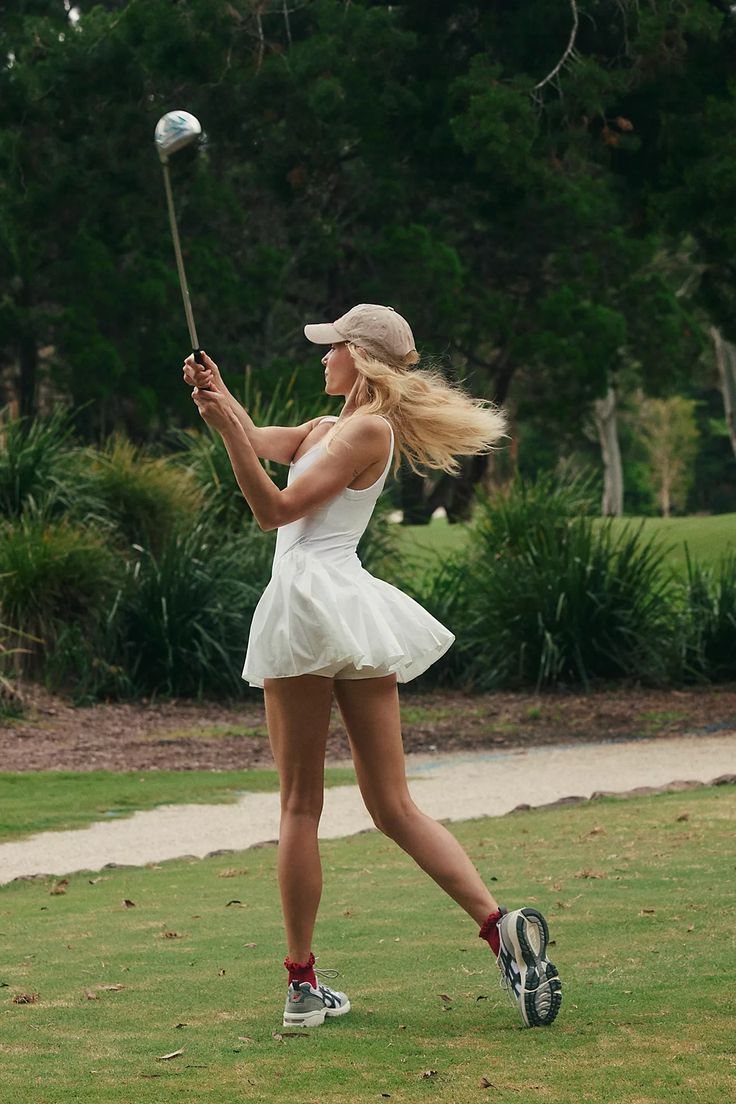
left=241, top=414, right=456, bottom=688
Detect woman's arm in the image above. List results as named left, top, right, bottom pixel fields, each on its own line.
left=191, top=386, right=387, bottom=533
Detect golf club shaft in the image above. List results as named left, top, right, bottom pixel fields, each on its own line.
left=162, top=161, right=203, bottom=365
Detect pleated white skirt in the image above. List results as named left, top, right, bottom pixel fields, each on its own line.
left=241, top=546, right=455, bottom=689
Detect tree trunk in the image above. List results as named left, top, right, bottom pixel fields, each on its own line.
left=710, top=324, right=736, bottom=459
left=593, top=386, right=624, bottom=516
left=660, top=482, right=671, bottom=518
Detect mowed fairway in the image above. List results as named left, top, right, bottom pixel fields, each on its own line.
left=1, top=785, right=734, bottom=1103
left=396, top=513, right=736, bottom=576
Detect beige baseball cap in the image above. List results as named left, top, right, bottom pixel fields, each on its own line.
left=304, top=303, right=417, bottom=362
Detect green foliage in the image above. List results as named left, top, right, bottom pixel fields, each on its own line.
left=452, top=473, right=674, bottom=690
left=678, top=552, right=736, bottom=683
left=0, top=406, right=78, bottom=519
left=84, top=434, right=204, bottom=554
left=115, top=521, right=267, bottom=699
left=0, top=516, right=123, bottom=680
left=632, top=394, right=700, bottom=517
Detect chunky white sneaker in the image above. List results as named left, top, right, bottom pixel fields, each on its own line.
left=497, top=907, right=562, bottom=1027
left=282, top=966, right=351, bottom=1028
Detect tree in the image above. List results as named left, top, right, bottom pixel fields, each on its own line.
left=634, top=394, right=699, bottom=517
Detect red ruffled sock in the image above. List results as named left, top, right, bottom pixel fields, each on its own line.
left=478, top=908, right=504, bottom=957
left=284, top=950, right=317, bottom=989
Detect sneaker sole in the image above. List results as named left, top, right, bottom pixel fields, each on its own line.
left=283, top=998, right=351, bottom=1028
left=500, top=908, right=562, bottom=1028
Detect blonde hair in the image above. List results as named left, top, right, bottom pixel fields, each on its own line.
left=323, top=344, right=508, bottom=479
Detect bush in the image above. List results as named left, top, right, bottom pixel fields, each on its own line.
left=677, top=552, right=736, bottom=683
left=114, top=519, right=270, bottom=698
left=0, top=517, right=123, bottom=681
left=455, top=475, right=675, bottom=690
left=0, top=406, right=82, bottom=520
left=83, top=434, right=204, bottom=554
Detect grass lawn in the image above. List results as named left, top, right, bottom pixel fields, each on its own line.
left=1, top=785, right=734, bottom=1102
left=396, top=512, right=736, bottom=576
left=0, top=768, right=357, bottom=843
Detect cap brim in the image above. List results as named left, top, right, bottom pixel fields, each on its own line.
left=304, top=322, right=345, bottom=345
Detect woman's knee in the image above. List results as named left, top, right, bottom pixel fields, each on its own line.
left=371, top=798, right=419, bottom=838
left=280, top=791, right=324, bottom=820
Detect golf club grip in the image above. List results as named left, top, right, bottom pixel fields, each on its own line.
left=193, top=348, right=204, bottom=365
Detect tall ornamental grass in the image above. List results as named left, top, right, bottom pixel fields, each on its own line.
left=0, top=405, right=84, bottom=520
left=83, top=434, right=204, bottom=555
left=441, top=473, right=675, bottom=691
left=0, top=516, right=123, bottom=680
left=677, top=551, right=736, bottom=682
left=114, top=521, right=271, bottom=698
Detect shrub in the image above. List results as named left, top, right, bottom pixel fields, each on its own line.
left=83, top=434, right=204, bottom=554
left=0, top=517, right=122, bottom=680
left=114, top=519, right=270, bottom=698
left=0, top=406, right=81, bottom=520
left=677, top=552, right=736, bottom=682
left=455, top=475, right=675, bottom=690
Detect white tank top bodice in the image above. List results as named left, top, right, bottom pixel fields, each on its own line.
left=272, top=414, right=394, bottom=572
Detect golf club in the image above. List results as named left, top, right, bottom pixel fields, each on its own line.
left=154, top=110, right=205, bottom=367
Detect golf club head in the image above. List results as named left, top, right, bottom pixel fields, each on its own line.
left=154, top=110, right=202, bottom=164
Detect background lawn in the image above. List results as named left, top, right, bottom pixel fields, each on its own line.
left=0, top=768, right=358, bottom=843
left=1, top=785, right=734, bottom=1103
left=396, top=513, right=736, bottom=577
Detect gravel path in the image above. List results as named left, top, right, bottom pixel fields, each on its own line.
left=2, top=731, right=735, bottom=886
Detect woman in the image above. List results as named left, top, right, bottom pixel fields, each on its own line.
left=183, top=303, right=562, bottom=1030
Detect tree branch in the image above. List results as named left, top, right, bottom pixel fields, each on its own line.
left=532, top=0, right=579, bottom=95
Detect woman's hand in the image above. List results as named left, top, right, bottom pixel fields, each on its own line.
left=191, top=385, right=235, bottom=434
left=182, top=350, right=224, bottom=393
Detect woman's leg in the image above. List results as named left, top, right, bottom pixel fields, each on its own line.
left=333, top=674, right=500, bottom=926
left=263, top=673, right=335, bottom=965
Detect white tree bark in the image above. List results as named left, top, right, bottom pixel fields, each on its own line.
left=710, top=325, right=736, bottom=459
left=593, top=386, right=624, bottom=516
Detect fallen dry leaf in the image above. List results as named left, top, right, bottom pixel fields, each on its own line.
left=122, top=899, right=136, bottom=908
left=161, top=931, right=183, bottom=939
left=574, top=869, right=606, bottom=879
left=421, top=1070, right=438, bottom=1079
left=175, top=1022, right=188, bottom=1028
left=439, top=994, right=453, bottom=1002
left=12, top=993, right=39, bottom=1004
left=98, top=984, right=125, bottom=992
left=218, top=969, right=226, bottom=976
left=676, top=813, right=690, bottom=822
left=640, top=908, right=656, bottom=915
left=480, top=1076, right=494, bottom=1088
left=85, top=990, right=99, bottom=1001
left=237, top=1036, right=254, bottom=1043
left=155, top=1049, right=183, bottom=1061
left=50, top=879, right=69, bottom=895
left=243, top=942, right=257, bottom=949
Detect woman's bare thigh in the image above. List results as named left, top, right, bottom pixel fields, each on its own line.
left=332, top=673, right=414, bottom=829
left=263, top=674, right=335, bottom=814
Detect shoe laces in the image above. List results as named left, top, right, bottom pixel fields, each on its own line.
left=313, top=958, right=342, bottom=984
left=497, top=954, right=522, bottom=1003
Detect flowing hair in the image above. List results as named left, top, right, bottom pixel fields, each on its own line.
left=323, top=344, right=508, bottom=479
